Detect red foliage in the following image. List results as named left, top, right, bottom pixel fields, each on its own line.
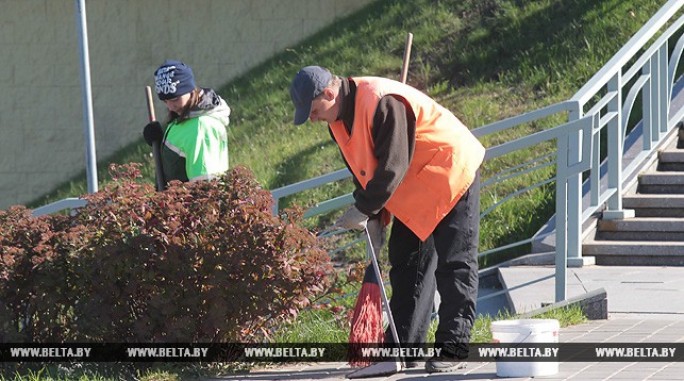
left=0, top=163, right=332, bottom=343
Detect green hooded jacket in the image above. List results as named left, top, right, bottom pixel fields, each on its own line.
left=161, top=88, right=231, bottom=183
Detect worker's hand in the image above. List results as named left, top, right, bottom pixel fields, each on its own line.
left=334, top=205, right=368, bottom=231
left=366, top=218, right=386, bottom=258
left=143, top=121, right=164, bottom=146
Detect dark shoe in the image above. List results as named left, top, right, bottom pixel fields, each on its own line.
left=403, top=360, right=419, bottom=369
left=425, top=355, right=466, bottom=373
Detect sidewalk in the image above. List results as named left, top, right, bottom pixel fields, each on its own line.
left=212, top=265, right=684, bottom=380
left=499, top=265, right=684, bottom=318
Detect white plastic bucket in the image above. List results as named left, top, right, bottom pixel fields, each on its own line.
left=490, top=318, right=559, bottom=377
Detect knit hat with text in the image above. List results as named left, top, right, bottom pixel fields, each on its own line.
left=154, top=60, right=196, bottom=100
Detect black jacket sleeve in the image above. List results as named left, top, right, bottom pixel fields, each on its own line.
left=354, top=95, right=416, bottom=216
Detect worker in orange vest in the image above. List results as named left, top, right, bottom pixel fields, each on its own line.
left=290, top=66, right=485, bottom=373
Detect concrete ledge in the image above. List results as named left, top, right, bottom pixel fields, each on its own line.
left=497, top=252, right=595, bottom=268
left=500, top=252, right=555, bottom=266
left=518, top=287, right=608, bottom=320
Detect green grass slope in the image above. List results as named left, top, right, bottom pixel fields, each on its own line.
left=30, top=0, right=668, bottom=259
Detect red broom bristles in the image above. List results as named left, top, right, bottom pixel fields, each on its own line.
left=348, top=263, right=384, bottom=367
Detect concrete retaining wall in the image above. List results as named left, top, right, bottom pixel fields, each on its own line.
left=0, top=0, right=373, bottom=209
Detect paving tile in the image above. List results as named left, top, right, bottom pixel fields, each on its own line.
left=212, top=264, right=684, bottom=380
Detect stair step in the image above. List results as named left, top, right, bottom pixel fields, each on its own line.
left=658, top=150, right=684, bottom=171
left=597, top=217, right=684, bottom=240
left=637, top=172, right=684, bottom=193
left=657, top=162, right=684, bottom=171
left=623, top=194, right=684, bottom=216
left=659, top=149, right=684, bottom=162
left=582, top=240, right=684, bottom=265
left=580, top=125, right=684, bottom=266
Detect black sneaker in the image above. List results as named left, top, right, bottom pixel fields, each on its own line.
left=425, top=354, right=466, bottom=373
left=403, top=360, right=419, bottom=369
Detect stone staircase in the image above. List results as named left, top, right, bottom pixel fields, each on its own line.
left=583, top=126, right=684, bottom=265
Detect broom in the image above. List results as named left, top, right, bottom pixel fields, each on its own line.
left=347, top=32, right=413, bottom=370
left=347, top=259, right=384, bottom=367
left=347, top=227, right=404, bottom=378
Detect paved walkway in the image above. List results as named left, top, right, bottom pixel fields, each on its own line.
left=212, top=265, right=684, bottom=380
left=498, top=265, right=684, bottom=318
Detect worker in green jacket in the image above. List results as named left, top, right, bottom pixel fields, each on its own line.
left=143, top=60, right=231, bottom=185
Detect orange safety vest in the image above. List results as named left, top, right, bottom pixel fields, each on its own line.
left=329, top=77, right=485, bottom=241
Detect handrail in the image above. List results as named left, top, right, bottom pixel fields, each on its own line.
left=572, top=0, right=684, bottom=106
left=32, top=197, right=87, bottom=217
left=471, top=101, right=575, bottom=138
left=270, top=168, right=351, bottom=215
left=269, top=108, right=596, bottom=303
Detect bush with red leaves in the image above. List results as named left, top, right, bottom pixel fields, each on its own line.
left=0, top=163, right=332, bottom=343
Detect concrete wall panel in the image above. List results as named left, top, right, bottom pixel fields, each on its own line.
left=0, top=0, right=373, bottom=209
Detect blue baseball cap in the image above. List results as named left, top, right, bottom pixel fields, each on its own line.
left=290, top=66, right=332, bottom=125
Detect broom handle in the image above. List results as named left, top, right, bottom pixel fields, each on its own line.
left=358, top=31, right=412, bottom=360
left=400, top=32, right=413, bottom=84
left=351, top=33, right=413, bottom=361
left=145, top=86, right=166, bottom=191
left=364, top=31, right=413, bottom=350
left=364, top=228, right=402, bottom=355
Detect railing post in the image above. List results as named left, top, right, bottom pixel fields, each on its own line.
left=659, top=44, right=670, bottom=133
left=602, top=72, right=635, bottom=221
left=75, top=0, right=98, bottom=194
left=643, top=59, right=654, bottom=150
left=555, top=136, right=568, bottom=302
left=566, top=136, right=584, bottom=268
left=566, top=108, right=594, bottom=267
left=653, top=48, right=664, bottom=138
left=272, top=199, right=279, bottom=216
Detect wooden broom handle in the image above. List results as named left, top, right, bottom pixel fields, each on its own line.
left=400, top=32, right=413, bottom=84
left=145, top=86, right=157, bottom=122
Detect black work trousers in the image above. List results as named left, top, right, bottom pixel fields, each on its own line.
left=385, top=171, right=480, bottom=357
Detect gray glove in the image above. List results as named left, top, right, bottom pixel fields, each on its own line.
left=335, top=205, right=368, bottom=230
left=366, top=218, right=386, bottom=259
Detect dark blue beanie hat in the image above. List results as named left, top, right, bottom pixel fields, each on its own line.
left=154, top=60, right=196, bottom=100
